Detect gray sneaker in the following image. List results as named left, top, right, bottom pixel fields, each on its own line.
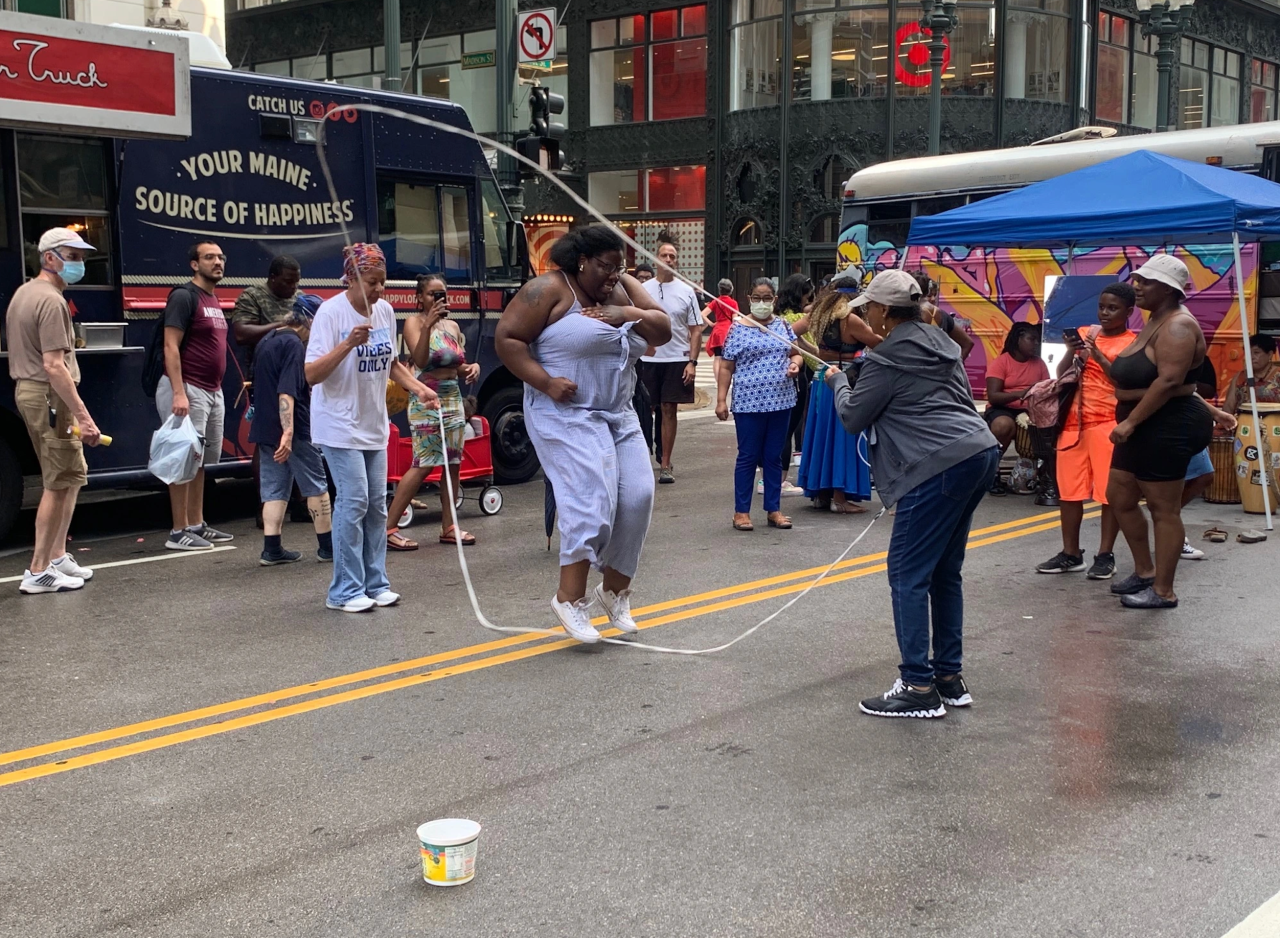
left=658, top=467, right=675, bottom=484
left=191, top=523, right=234, bottom=543
left=167, top=528, right=213, bottom=551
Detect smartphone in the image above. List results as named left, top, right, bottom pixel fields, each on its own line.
left=1062, top=327, right=1081, bottom=344
left=431, top=290, right=449, bottom=317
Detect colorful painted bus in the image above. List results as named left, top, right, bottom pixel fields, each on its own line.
left=837, top=122, right=1280, bottom=397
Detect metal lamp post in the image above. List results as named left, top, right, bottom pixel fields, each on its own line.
left=919, top=0, right=958, bottom=156
left=1135, top=0, right=1197, bottom=133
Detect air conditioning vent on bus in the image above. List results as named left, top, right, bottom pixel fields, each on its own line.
left=1031, top=126, right=1119, bottom=146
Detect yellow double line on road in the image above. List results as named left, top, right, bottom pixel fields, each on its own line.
left=0, top=505, right=1096, bottom=789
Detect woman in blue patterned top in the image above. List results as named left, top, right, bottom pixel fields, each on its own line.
left=716, top=288, right=805, bottom=531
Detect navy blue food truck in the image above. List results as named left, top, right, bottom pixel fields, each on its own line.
left=0, top=21, right=534, bottom=542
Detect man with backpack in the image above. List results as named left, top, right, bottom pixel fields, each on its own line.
left=151, top=241, right=234, bottom=551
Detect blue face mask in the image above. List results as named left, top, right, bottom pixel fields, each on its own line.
left=58, top=260, right=86, bottom=285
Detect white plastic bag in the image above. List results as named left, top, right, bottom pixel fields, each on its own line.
left=148, top=414, right=203, bottom=486
left=1010, top=458, right=1038, bottom=495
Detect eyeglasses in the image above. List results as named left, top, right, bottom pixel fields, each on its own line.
left=591, top=257, right=623, bottom=276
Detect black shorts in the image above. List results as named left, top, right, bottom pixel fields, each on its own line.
left=638, top=360, right=695, bottom=405
left=1111, top=396, right=1213, bottom=482
left=983, top=405, right=1021, bottom=426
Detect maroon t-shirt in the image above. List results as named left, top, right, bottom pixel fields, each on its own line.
left=163, top=285, right=228, bottom=392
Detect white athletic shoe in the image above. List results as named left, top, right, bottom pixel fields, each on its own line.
left=593, top=584, right=638, bottom=634
left=551, top=595, right=600, bottom=644
left=371, top=590, right=400, bottom=607
left=1181, top=539, right=1206, bottom=561
left=326, top=596, right=376, bottom=613
left=20, top=565, right=84, bottom=594
left=51, top=554, right=93, bottom=581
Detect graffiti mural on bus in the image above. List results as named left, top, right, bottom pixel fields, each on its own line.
left=837, top=222, right=1255, bottom=398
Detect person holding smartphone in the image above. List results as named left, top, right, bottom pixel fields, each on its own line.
left=386, top=274, right=481, bottom=550
left=1035, top=284, right=1136, bottom=579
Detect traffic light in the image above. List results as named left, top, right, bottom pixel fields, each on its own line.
left=519, top=85, right=566, bottom=173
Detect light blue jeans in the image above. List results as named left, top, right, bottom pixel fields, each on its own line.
left=320, top=446, right=390, bottom=606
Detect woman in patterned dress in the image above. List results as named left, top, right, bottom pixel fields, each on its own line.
left=715, top=294, right=806, bottom=531
left=386, top=274, right=481, bottom=550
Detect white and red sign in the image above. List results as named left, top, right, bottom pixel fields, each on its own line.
left=895, top=22, right=950, bottom=89
left=0, top=12, right=190, bottom=139
left=517, top=8, right=556, bottom=64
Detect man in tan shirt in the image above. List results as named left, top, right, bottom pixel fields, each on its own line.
left=6, top=227, right=101, bottom=593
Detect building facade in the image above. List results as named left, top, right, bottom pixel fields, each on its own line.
left=227, top=0, right=1280, bottom=289
left=2, top=0, right=228, bottom=52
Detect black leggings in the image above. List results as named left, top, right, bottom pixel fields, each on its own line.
left=782, top=369, right=810, bottom=467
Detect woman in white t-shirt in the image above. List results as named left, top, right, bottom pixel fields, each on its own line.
left=305, top=243, right=438, bottom=613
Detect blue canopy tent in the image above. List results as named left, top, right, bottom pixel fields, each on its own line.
left=907, top=150, right=1280, bottom=525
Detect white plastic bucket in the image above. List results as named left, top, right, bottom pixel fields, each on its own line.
left=417, top=818, right=481, bottom=886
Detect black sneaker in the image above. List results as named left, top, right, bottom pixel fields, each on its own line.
left=317, top=546, right=334, bottom=563
left=1086, top=552, right=1116, bottom=580
left=1036, top=551, right=1085, bottom=574
left=935, top=673, right=972, bottom=707
left=988, top=478, right=1009, bottom=497
left=1110, top=572, right=1155, bottom=595
left=859, top=679, right=946, bottom=719
left=260, top=548, right=302, bottom=566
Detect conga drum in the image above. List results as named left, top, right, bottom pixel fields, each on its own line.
left=1233, top=403, right=1280, bottom=513
left=1014, top=421, right=1035, bottom=459
left=1205, top=434, right=1241, bottom=503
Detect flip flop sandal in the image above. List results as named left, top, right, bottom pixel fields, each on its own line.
left=440, top=526, right=476, bottom=546
left=767, top=514, right=793, bottom=529
left=1120, top=587, right=1179, bottom=609
left=1203, top=527, right=1229, bottom=543
left=1237, top=530, right=1268, bottom=544
left=387, top=530, right=419, bottom=551
left=733, top=518, right=754, bottom=531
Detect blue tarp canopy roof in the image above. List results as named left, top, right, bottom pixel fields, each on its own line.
left=907, top=150, right=1280, bottom=248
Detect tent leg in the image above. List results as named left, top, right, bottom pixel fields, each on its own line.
left=1232, top=233, right=1272, bottom=530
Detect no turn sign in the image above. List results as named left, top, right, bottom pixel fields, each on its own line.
left=517, top=8, right=557, bottom=64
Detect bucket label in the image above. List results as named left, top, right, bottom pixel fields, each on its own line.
left=421, top=840, right=477, bottom=883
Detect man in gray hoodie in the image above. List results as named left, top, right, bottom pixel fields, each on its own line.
left=828, top=269, right=999, bottom=719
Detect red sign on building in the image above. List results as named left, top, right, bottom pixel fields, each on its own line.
left=0, top=12, right=190, bottom=139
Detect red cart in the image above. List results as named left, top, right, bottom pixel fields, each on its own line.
left=386, top=419, right=504, bottom=527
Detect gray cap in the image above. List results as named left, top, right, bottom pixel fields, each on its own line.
left=848, top=269, right=922, bottom=309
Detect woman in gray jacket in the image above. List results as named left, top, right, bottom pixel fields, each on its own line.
left=827, top=269, right=1000, bottom=719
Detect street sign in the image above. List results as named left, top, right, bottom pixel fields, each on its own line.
left=517, top=7, right=556, bottom=64
left=461, top=51, right=495, bottom=69
left=523, top=59, right=554, bottom=70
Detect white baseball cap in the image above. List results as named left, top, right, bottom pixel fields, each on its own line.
left=38, top=227, right=95, bottom=253
left=1131, top=253, right=1189, bottom=295
left=849, top=268, right=923, bottom=309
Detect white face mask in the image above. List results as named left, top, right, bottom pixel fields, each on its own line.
left=749, top=301, right=773, bottom=320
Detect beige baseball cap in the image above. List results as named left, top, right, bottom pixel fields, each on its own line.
left=849, top=268, right=923, bottom=308
left=38, top=227, right=95, bottom=253
left=1131, top=253, right=1189, bottom=295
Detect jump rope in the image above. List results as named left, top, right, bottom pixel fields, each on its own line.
left=314, top=103, right=885, bottom=655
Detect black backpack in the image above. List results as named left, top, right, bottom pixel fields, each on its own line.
left=141, top=284, right=198, bottom=397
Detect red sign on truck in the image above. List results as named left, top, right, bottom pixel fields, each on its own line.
left=0, top=11, right=190, bottom=139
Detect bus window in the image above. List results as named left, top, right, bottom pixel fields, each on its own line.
left=914, top=196, right=966, bottom=217
left=377, top=178, right=475, bottom=284
left=16, top=134, right=112, bottom=285
left=867, top=200, right=911, bottom=249
left=440, top=186, right=471, bottom=282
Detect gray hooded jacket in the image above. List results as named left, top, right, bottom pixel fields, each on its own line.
left=830, top=321, right=997, bottom=508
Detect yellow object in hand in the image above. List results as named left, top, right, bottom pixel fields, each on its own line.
left=68, top=426, right=112, bottom=446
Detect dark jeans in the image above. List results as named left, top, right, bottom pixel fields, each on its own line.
left=887, top=446, right=1001, bottom=687
left=734, top=408, right=791, bottom=514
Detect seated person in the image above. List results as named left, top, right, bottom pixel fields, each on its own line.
left=984, top=322, right=1050, bottom=494
left=1224, top=333, right=1280, bottom=414
left=463, top=395, right=482, bottom=440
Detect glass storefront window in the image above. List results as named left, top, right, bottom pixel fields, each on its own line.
left=587, top=167, right=706, bottom=214
left=1007, top=7, right=1071, bottom=103
left=589, top=7, right=706, bottom=124
left=729, top=0, right=783, bottom=111
left=894, top=2, right=996, bottom=98
left=1181, top=38, right=1241, bottom=129
left=1095, top=13, right=1129, bottom=123
left=1252, top=59, right=1278, bottom=123
left=1132, top=34, right=1158, bottom=129
left=1211, top=47, right=1241, bottom=127
left=588, top=171, right=643, bottom=213
left=791, top=3, right=889, bottom=102
left=1180, top=38, right=1208, bottom=129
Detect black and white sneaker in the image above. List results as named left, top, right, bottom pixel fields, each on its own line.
left=1036, top=552, right=1086, bottom=574
left=935, top=673, right=972, bottom=707
left=859, top=678, right=947, bottom=719
left=1086, top=552, right=1116, bottom=579
left=166, top=528, right=213, bottom=551
left=191, top=523, right=234, bottom=543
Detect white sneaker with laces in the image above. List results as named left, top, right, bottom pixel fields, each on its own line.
left=326, top=596, right=376, bottom=613
left=593, top=584, right=638, bottom=634
left=551, top=595, right=600, bottom=643
left=20, top=564, right=84, bottom=594
left=1181, top=539, right=1206, bottom=560
left=51, top=554, right=93, bottom=581
left=371, top=590, right=400, bottom=607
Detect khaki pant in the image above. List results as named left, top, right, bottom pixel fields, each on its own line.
left=15, top=379, right=87, bottom=490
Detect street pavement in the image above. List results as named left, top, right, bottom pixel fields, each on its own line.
left=2, top=409, right=1279, bottom=938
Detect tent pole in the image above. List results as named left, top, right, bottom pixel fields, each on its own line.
left=1232, top=233, right=1272, bottom=530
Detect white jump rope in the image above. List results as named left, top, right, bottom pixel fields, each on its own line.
left=317, top=103, right=884, bottom=655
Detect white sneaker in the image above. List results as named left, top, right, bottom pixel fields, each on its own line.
left=326, top=596, right=376, bottom=613
left=371, top=590, right=400, bottom=607
left=1181, top=539, right=1206, bottom=561
left=551, top=595, right=600, bottom=644
left=51, top=554, right=93, bottom=581
left=593, top=584, right=638, bottom=634
left=20, top=565, right=84, bottom=594
left=780, top=481, right=805, bottom=497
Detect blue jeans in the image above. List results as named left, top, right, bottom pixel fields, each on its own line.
left=734, top=409, right=791, bottom=513
left=320, top=446, right=390, bottom=606
left=887, top=447, right=1001, bottom=686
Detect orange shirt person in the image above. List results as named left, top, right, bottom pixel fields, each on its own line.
left=1035, top=283, right=1136, bottom=579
